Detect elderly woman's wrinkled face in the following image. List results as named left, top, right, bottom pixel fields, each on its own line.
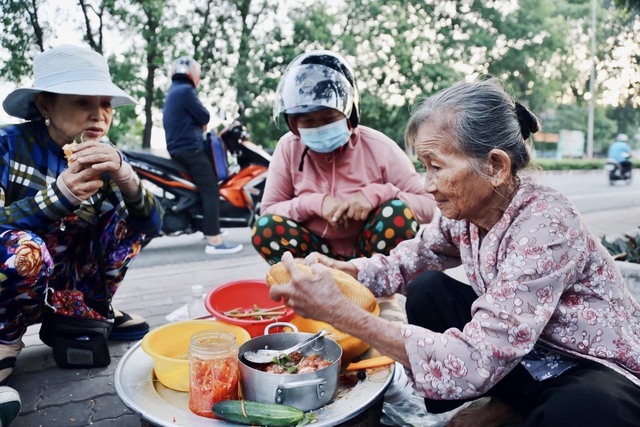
left=37, top=93, right=113, bottom=145
left=414, top=121, right=495, bottom=225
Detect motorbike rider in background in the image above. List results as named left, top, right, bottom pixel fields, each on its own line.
left=252, top=50, right=437, bottom=264
left=608, top=133, right=632, bottom=165
left=162, top=57, right=242, bottom=255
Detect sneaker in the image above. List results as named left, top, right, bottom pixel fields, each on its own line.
left=0, top=342, right=24, bottom=386
left=205, top=242, right=243, bottom=255
left=0, top=386, right=20, bottom=426
left=108, top=309, right=150, bottom=341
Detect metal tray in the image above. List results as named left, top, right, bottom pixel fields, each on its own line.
left=115, top=341, right=393, bottom=426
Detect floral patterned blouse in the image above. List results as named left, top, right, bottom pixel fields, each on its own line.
left=352, top=179, right=640, bottom=399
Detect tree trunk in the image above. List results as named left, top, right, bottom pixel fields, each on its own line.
left=143, top=50, right=158, bottom=149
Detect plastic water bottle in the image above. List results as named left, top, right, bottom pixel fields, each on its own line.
left=188, top=285, right=208, bottom=318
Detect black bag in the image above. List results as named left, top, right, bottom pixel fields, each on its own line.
left=40, top=309, right=114, bottom=368
left=39, top=214, right=115, bottom=369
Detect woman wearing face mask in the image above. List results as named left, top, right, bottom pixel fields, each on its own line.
left=252, top=50, right=437, bottom=265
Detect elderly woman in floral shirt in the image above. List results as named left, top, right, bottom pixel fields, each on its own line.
left=270, top=78, right=640, bottom=426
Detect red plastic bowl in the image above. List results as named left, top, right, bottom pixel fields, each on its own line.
left=205, top=279, right=295, bottom=337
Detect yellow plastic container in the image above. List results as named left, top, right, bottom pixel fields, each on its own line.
left=141, top=320, right=250, bottom=392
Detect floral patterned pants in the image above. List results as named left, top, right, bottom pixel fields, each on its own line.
left=251, top=199, right=419, bottom=265
left=0, top=210, right=144, bottom=343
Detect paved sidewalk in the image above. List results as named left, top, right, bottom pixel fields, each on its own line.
left=8, top=206, right=640, bottom=427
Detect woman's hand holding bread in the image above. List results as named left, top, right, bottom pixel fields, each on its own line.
left=267, top=252, right=377, bottom=319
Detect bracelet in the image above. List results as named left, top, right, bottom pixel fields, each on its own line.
left=56, top=175, right=83, bottom=205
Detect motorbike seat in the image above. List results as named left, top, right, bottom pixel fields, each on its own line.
left=122, top=149, right=190, bottom=176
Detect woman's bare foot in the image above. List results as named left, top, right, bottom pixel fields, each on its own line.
left=447, top=397, right=523, bottom=427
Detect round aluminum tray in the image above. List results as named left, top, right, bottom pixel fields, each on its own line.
left=115, top=341, right=393, bottom=426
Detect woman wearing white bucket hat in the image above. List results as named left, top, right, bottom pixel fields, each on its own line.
left=0, top=44, right=163, bottom=424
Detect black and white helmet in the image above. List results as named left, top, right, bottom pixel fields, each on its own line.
left=273, top=50, right=360, bottom=129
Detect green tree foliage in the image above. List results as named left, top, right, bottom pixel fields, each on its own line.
left=156, top=0, right=284, bottom=145
left=543, top=103, right=617, bottom=155
left=613, top=0, right=640, bottom=13
left=607, top=100, right=640, bottom=143
left=104, top=0, right=179, bottom=148
left=598, top=1, right=640, bottom=109
left=0, top=0, right=46, bottom=82
left=0, top=0, right=638, bottom=155
left=480, top=0, right=584, bottom=113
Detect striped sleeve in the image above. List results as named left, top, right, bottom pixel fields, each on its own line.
left=108, top=179, right=163, bottom=236
left=0, top=177, right=74, bottom=232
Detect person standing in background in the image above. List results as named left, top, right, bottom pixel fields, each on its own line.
left=162, top=57, right=242, bottom=255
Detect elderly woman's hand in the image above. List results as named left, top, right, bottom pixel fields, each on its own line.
left=269, top=252, right=353, bottom=323
left=303, top=252, right=358, bottom=279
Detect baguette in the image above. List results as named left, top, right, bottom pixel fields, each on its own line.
left=62, top=141, right=78, bottom=164
left=266, top=261, right=377, bottom=313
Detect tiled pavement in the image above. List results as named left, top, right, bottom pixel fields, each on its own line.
left=8, top=205, right=640, bottom=427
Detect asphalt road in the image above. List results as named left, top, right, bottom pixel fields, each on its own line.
left=532, top=169, right=640, bottom=213
left=134, top=169, right=639, bottom=269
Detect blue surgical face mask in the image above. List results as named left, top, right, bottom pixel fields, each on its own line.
left=298, top=118, right=351, bottom=153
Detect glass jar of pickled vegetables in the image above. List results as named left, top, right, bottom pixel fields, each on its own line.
left=188, top=330, right=239, bottom=418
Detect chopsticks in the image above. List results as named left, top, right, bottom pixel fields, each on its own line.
left=223, top=305, right=287, bottom=319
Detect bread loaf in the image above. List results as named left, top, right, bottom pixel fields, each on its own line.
left=267, top=261, right=381, bottom=363
left=266, top=262, right=377, bottom=313
left=62, top=141, right=77, bottom=164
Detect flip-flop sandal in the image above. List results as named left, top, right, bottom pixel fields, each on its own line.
left=108, top=310, right=149, bottom=341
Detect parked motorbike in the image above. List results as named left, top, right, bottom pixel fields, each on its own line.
left=121, top=121, right=271, bottom=245
left=605, top=152, right=632, bottom=185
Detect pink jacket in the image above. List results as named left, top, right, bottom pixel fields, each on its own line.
left=352, top=180, right=640, bottom=399
left=261, top=126, right=437, bottom=257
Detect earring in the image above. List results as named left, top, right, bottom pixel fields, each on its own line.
left=44, top=117, right=50, bottom=126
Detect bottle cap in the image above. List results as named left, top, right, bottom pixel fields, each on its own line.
left=191, top=284, right=204, bottom=296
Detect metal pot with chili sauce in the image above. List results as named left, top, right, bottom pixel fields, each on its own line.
left=238, top=323, right=342, bottom=411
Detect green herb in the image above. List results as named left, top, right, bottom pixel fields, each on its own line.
left=273, top=354, right=306, bottom=373
left=297, top=411, right=317, bottom=426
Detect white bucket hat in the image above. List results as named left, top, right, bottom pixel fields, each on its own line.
left=2, top=44, right=137, bottom=120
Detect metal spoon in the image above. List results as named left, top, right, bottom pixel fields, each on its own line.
left=243, top=329, right=328, bottom=364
